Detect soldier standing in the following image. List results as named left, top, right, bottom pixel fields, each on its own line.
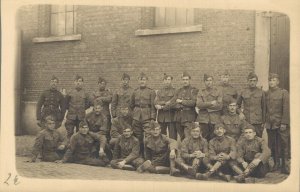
left=154, top=73, right=177, bottom=139
left=36, top=75, right=66, bottom=129
left=237, top=72, right=266, bottom=137
left=196, top=74, right=222, bottom=141
left=130, top=72, right=156, bottom=155
left=65, top=75, right=90, bottom=139
left=218, top=70, right=238, bottom=115
left=172, top=72, right=198, bottom=140
left=235, top=125, right=271, bottom=183
left=91, top=77, right=113, bottom=141
left=265, top=73, right=290, bottom=174
left=111, top=73, right=134, bottom=126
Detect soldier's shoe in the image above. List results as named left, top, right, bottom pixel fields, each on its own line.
left=234, top=174, right=246, bottom=183
left=122, top=165, right=136, bottom=171
left=219, top=174, right=231, bottom=182
left=170, top=168, right=181, bottom=177
left=137, top=160, right=152, bottom=173
left=187, top=167, right=197, bottom=177
left=195, top=172, right=211, bottom=180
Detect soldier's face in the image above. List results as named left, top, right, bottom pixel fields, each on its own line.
left=182, top=76, right=190, bottom=86
left=204, top=77, right=213, bottom=88
left=228, top=103, right=237, bottom=114
left=123, top=128, right=133, bottom=138
left=151, top=127, right=161, bottom=137
left=191, top=127, right=201, bottom=139
left=221, top=75, right=229, bottom=84
left=269, top=78, right=279, bottom=88
left=139, top=77, right=147, bottom=87
left=248, top=78, right=258, bottom=88
left=122, top=77, right=130, bottom=87
left=74, top=79, right=84, bottom=88
left=50, top=79, right=58, bottom=89
left=163, top=77, right=172, bottom=86
left=244, top=129, right=256, bottom=140
left=79, top=125, right=89, bottom=135
left=94, top=105, right=102, bottom=115
left=45, top=120, right=56, bottom=130
left=214, top=127, right=226, bottom=137
left=98, top=82, right=106, bottom=90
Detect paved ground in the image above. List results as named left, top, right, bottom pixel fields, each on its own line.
left=15, top=136, right=288, bottom=183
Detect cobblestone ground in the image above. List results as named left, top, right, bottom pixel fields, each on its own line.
left=15, top=136, right=288, bottom=183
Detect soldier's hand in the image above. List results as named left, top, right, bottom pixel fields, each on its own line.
left=242, top=161, right=248, bottom=169
left=117, top=160, right=126, bottom=168
left=280, top=124, right=287, bottom=131
left=251, top=158, right=261, bottom=166
left=55, top=160, right=64, bottom=164
left=176, top=99, right=183, bottom=103
left=247, top=162, right=256, bottom=169
left=99, top=150, right=106, bottom=158
left=211, top=100, right=217, bottom=106
left=165, top=101, right=171, bottom=105
left=170, top=150, right=176, bottom=159
left=239, top=113, right=246, bottom=120
left=155, top=105, right=162, bottom=110
left=57, top=145, right=65, bottom=150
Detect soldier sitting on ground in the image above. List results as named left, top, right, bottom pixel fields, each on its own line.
left=137, top=121, right=180, bottom=176
left=175, top=122, right=211, bottom=178
left=234, top=124, right=271, bottom=183
left=196, top=123, right=244, bottom=182
left=56, top=121, right=109, bottom=166
left=110, top=126, right=144, bottom=171
left=28, top=115, right=67, bottom=162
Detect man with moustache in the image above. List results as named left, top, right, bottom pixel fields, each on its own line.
left=154, top=73, right=177, bottom=139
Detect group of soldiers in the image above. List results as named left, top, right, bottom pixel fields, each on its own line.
left=30, top=70, right=290, bottom=183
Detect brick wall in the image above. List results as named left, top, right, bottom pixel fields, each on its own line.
left=18, top=5, right=255, bottom=102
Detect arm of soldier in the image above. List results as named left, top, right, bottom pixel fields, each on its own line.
left=36, top=92, right=45, bottom=120
left=150, top=90, right=157, bottom=120
left=208, top=141, right=218, bottom=161
left=30, top=132, right=45, bottom=162
left=111, top=91, right=118, bottom=118
left=100, top=90, right=113, bottom=103
left=61, top=136, right=77, bottom=163
left=236, top=139, right=246, bottom=164
left=124, top=139, right=140, bottom=163
left=58, top=132, right=68, bottom=149
left=196, top=91, right=212, bottom=109
left=144, top=139, right=152, bottom=161
left=154, top=90, right=165, bottom=106
left=180, top=139, right=192, bottom=160
left=228, top=138, right=237, bottom=160
left=281, top=90, right=290, bottom=126
left=209, top=90, right=223, bottom=110
left=181, top=88, right=199, bottom=107
left=112, top=137, right=121, bottom=160
left=257, top=139, right=271, bottom=163
left=202, top=139, right=209, bottom=158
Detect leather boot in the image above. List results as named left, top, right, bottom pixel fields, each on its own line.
left=155, top=166, right=170, bottom=174
left=137, top=160, right=152, bottom=173
left=217, top=171, right=231, bottom=182
left=176, top=160, right=196, bottom=176
left=122, top=165, right=136, bottom=171
left=195, top=161, right=221, bottom=180
left=231, top=164, right=244, bottom=175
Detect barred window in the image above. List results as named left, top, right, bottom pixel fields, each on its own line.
left=155, top=7, right=194, bottom=27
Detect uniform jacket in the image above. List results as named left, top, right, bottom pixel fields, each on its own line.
left=237, top=136, right=271, bottom=164
left=111, top=86, right=133, bottom=118
left=265, top=87, right=290, bottom=129
left=209, top=135, right=237, bottom=161
left=36, top=89, right=66, bottom=121
left=113, top=135, right=140, bottom=163
left=196, top=87, right=223, bottom=124
left=221, top=113, right=247, bottom=141
left=172, top=85, right=199, bottom=123
left=66, top=88, right=90, bottom=120
left=218, top=84, right=238, bottom=112
left=154, top=85, right=176, bottom=123
left=32, top=129, right=67, bottom=160
left=180, top=136, right=208, bottom=161
left=236, top=87, right=266, bottom=124
left=85, top=111, right=108, bottom=134
left=91, top=89, right=112, bottom=117
left=130, top=86, right=156, bottom=121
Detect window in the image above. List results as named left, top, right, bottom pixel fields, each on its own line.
left=155, top=7, right=194, bottom=27
left=50, top=5, right=77, bottom=36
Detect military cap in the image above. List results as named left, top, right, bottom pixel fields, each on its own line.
left=138, top=72, right=148, bottom=80
left=163, top=73, right=173, bottom=80
left=182, top=71, right=191, bottom=79
left=122, top=123, right=133, bottom=131
left=243, top=123, right=256, bottom=132
left=122, top=73, right=130, bottom=80
left=149, top=121, right=160, bottom=130
left=74, top=74, right=84, bottom=81
left=98, top=76, right=107, bottom=84
left=44, top=115, right=57, bottom=122
left=93, top=100, right=104, bottom=107
left=51, top=75, right=59, bottom=82
left=79, top=121, right=88, bottom=128
left=269, top=73, right=279, bottom=80
left=221, top=70, right=230, bottom=76
left=214, top=123, right=225, bottom=130
left=247, top=72, right=258, bottom=80
left=203, top=73, right=213, bottom=81
left=190, top=122, right=201, bottom=130
left=227, top=97, right=237, bottom=105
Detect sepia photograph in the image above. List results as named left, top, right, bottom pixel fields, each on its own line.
left=1, top=0, right=299, bottom=192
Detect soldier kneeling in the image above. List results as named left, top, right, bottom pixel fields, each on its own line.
left=196, top=123, right=243, bottom=182
left=56, top=121, right=109, bottom=166
left=175, top=122, right=211, bottom=178
left=28, top=115, right=67, bottom=162
left=110, top=126, right=144, bottom=171
left=234, top=124, right=271, bottom=183
left=137, top=121, right=180, bottom=176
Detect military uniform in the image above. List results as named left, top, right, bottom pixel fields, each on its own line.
left=130, top=85, right=156, bottom=154
left=220, top=114, right=247, bottom=141
left=154, top=85, right=176, bottom=139
left=196, top=87, right=222, bottom=140
left=172, top=85, right=198, bottom=140
left=111, top=135, right=144, bottom=169
left=236, top=136, right=271, bottom=178
left=218, top=84, right=238, bottom=115
left=265, top=86, right=290, bottom=171
left=237, top=87, right=266, bottom=137
left=31, top=129, right=67, bottom=162
left=85, top=110, right=108, bottom=135
left=36, top=89, right=66, bottom=128
left=65, top=88, right=90, bottom=138
left=62, top=131, right=108, bottom=166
